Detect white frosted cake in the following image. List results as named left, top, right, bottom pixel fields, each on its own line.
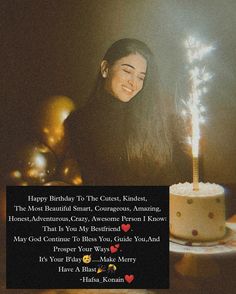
left=170, top=182, right=225, bottom=241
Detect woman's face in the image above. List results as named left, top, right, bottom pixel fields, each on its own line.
left=101, top=53, right=147, bottom=102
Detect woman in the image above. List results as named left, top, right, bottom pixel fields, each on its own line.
left=64, top=38, right=189, bottom=185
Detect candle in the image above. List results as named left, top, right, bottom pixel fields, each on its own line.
left=182, top=36, right=214, bottom=191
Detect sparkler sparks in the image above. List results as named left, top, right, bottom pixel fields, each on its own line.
left=182, top=36, right=215, bottom=190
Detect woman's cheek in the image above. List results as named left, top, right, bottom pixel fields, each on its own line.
left=137, top=81, right=143, bottom=92
left=120, top=71, right=129, bottom=80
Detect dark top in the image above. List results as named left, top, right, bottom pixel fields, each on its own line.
left=64, top=93, right=131, bottom=185
left=64, top=93, right=191, bottom=185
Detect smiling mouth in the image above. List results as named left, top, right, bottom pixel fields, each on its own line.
left=122, top=85, right=134, bottom=94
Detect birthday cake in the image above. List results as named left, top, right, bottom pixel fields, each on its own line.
left=170, top=182, right=225, bottom=241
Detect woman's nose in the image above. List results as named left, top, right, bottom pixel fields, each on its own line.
left=128, top=79, right=133, bottom=85
left=127, top=76, right=136, bottom=87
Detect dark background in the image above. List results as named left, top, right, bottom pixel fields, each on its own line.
left=1, top=0, right=236, bottom=184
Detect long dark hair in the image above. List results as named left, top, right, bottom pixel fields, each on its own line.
left=90, top=38, right=172, bottom=170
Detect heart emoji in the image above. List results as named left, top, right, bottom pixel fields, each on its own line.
left=121, top=223, right=131, bottom=232
left=124, top=274, right=135, bottom=284
left=110, top=245, right=119, bottom=253
left=114, top=243, right=120, bottom=248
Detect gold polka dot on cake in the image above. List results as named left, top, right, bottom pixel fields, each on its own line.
left=192, top=229, right=198, bottom=236
left=208, top=212, right=214, bottom=219
left=219, top=226, right=224, bottom=231
left=216, top=198, right=221, bottom=203
left=176, top=211, right=181, bottom=217
left=187, top=199, right=193, bottom=204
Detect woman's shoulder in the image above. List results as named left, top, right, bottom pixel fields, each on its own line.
left=64, top=103, right=91, bottom=129
left=65, top=109, right=80, bottom=126
left=63, top=104, right=92, bottom=153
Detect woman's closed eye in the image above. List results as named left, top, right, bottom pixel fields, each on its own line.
left=123, top=68, right=145, bottom=82
left=138, top=75, right=145, bottom=81
left=123, top=68, right=132, bottom=74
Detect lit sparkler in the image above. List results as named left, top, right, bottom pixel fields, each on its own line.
left=182, top=36, right=214, bottom=191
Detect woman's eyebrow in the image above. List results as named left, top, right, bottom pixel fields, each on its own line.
left=121, top=63, right=146, bottom=75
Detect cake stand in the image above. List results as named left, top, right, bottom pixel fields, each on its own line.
left=170, top=220, right=236, bottom=278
